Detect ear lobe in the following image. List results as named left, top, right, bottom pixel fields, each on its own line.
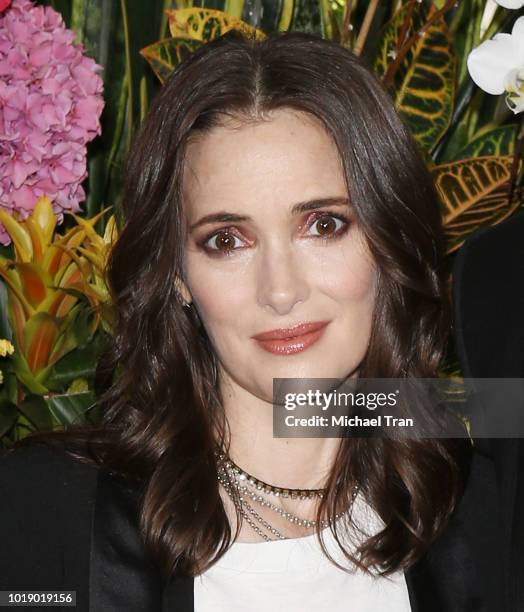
left=174, top=276, right=192, bottom=305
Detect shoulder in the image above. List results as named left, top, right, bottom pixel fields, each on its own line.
left=0, top=441, right=150, bottom=604
left=0, top=442, right=103, bottom=556
left=453, top=211, right=524, bottom=271
left=0, top=440, right=98, bottom=478
left=0, top=443, right=99, bottom=596
left=452, top=212, right=524, bottom=381
left=0, top=441, right=143, bottom=524
left=452, top=211, right=524, bottom=309
left=0, top=442, right=100, bottom=512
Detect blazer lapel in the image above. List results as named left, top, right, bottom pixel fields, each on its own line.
left=404, top=541, right=484, bottom=612
left=405, top=445, right=503, bottom=612
left=89, top=470, right=164, bottom=611
left=162, top=574, right=194, bottom=611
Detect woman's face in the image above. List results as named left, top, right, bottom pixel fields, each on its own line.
left=180, top=108, right=378, bottom=403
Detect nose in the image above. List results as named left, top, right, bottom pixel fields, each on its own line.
left=256, top=242, right=310, bottom=315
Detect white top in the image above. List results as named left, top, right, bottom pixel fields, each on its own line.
left=194, top=492, right=412, bottom=611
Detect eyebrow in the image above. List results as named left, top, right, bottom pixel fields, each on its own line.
left=188, top=197, right=351, bottom=232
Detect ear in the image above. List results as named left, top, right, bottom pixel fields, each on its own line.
left=174, top=276, right=193, bottom=305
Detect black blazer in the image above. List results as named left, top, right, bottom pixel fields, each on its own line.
left=0, top=441, right=504, bottom=612
left=1, top=212, right=523, bottom=612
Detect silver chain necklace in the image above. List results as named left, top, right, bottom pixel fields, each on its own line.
left=215, top=450, right=358, bottom=542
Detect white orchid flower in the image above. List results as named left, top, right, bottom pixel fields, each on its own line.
left=494, top=0, right=524, bottom=8
left=467, top=16, right=524, bottom=114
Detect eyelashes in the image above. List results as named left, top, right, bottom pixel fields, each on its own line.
left=198, top=211, right=352, bottom=257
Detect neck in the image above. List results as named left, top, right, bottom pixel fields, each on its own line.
left=217, top=376, right=342, bottom=490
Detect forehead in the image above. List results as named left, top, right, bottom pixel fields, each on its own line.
left=181, top=109, right=348, bottom=216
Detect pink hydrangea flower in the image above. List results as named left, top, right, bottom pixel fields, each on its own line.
left=0, top=0, right=104, bottom=246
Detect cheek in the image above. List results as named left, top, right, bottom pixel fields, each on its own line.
left=312, top=238, right=377, bottom=306
left=184, top=257, right=251, bottom=336
left=323, top=264, right=375, bottom=304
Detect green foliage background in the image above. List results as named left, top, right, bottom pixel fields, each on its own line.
left=0, top=0, right=522, bottom=446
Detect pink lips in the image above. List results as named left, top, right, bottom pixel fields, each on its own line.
left=252, top=321, right=330, bottom=355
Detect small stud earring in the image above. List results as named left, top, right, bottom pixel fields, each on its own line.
left=183, top=301, right=202, bottom=330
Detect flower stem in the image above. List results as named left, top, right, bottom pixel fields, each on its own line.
left=353, top=0, right=380, bottom=56
left=120, top=0, right=134, bottom=151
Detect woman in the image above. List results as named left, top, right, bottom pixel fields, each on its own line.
left=0, top=29, right=506, bottom=611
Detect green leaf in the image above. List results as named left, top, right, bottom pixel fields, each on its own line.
left=18, top=394, right=54, bottom=431
left=67, top=377, right=90, bottom=393
left=0, top=398, right=18, bottom=439
left=167, top=8, right=267, bottom=41
left=46, top=298, right=98, bottom=368
left=448, top=0, right=484, bottom=91
left=432, top=155, right=521, bottom=254
left=46, top=391, right=97, bottom=427
left=23, top=312, right=60, bottom=376
left=3, top=369, right=18, bottom=406
left=46, top=329, right=110, bottom=391
left=11, top=416, right=36, bottom=445
left=9, top=346, right=49, bottom=395
left=317, top=0, right=339, bottom=41
left=454, top=124, right=518, bottom=160
left=140, top=37, right=203, bottom=83
left=374, top=2, right=455, bottom=154
left=0, top=280, right=13, bottom=342
left=288, top=0, right=322, bottom=35
left=57, top=0, right=167, bottom=235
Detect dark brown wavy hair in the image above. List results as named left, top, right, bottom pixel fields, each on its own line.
left=8, top=29, right=471, bottom=578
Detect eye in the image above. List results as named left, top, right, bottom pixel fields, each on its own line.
left=202, top=229, right=244, bottom=255
left=306, top=212, right=350, bottom=238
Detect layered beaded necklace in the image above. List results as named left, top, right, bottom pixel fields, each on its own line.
left=215, top=449, right=357, bottom=542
